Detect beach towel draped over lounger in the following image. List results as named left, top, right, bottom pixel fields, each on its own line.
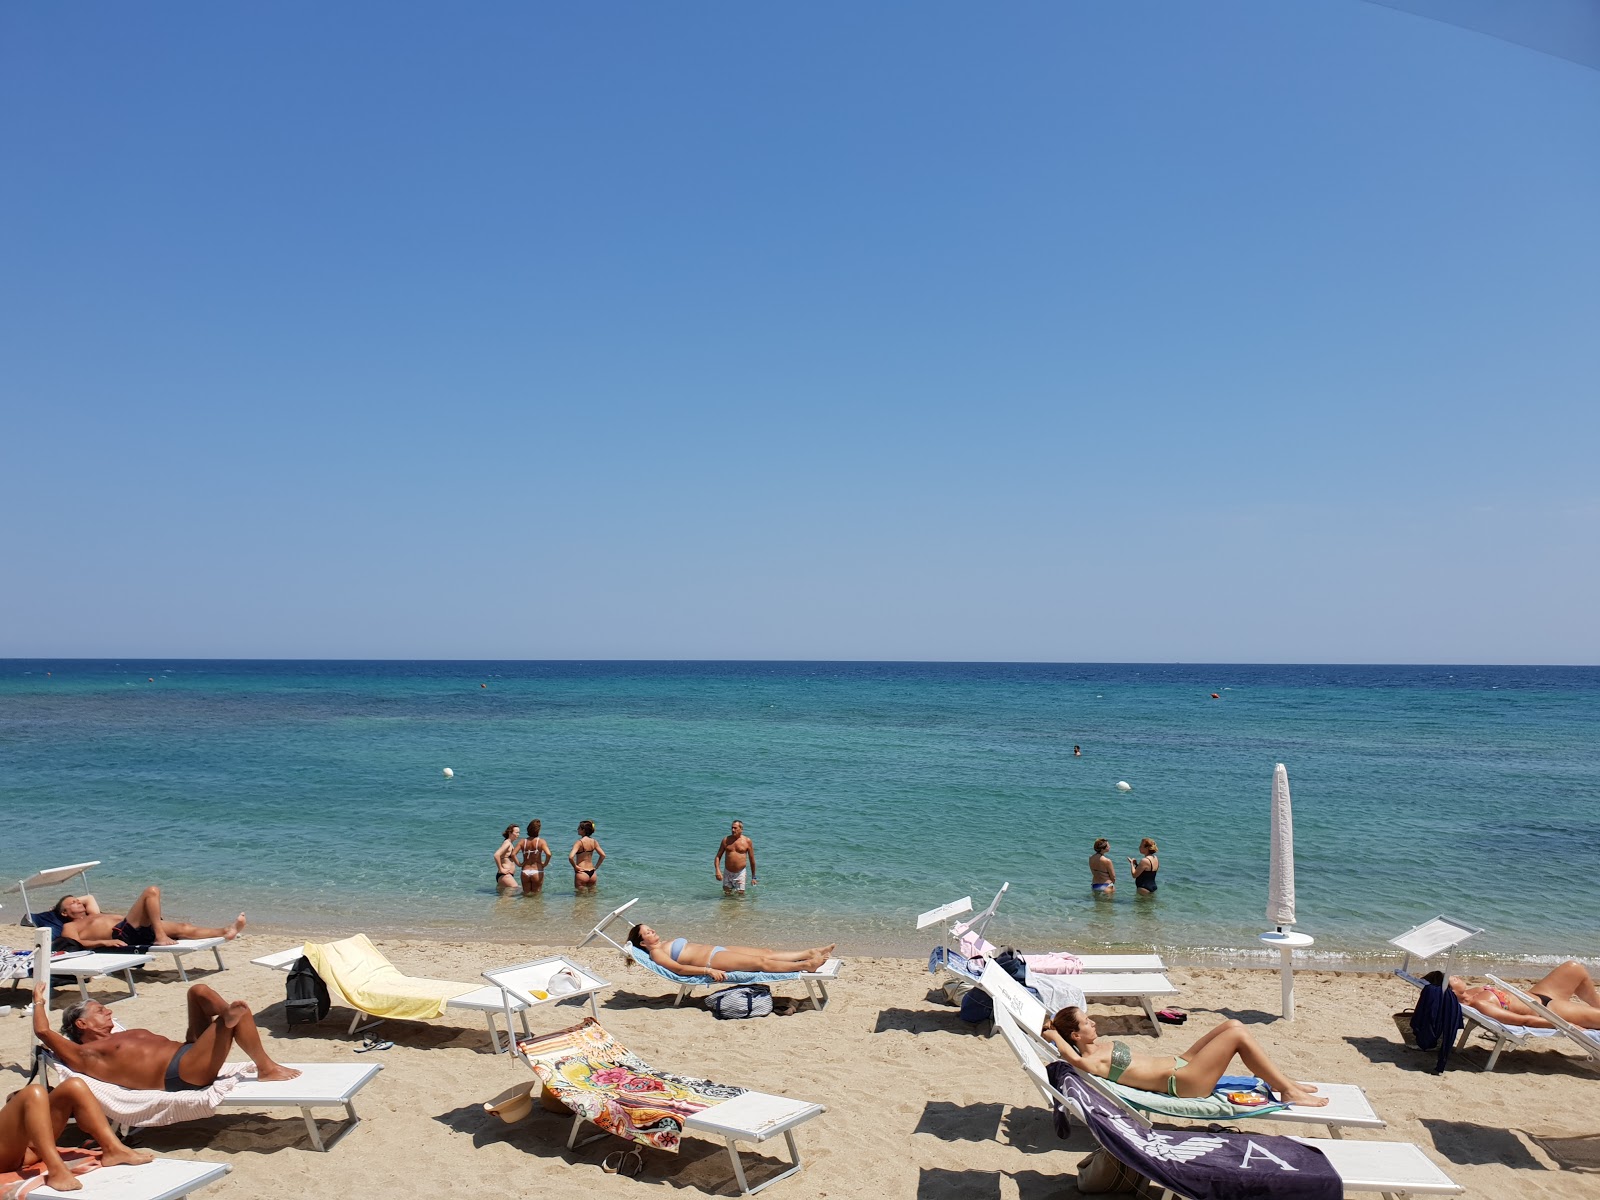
left=303, top=934, right=476, bottom=1022
left=518, top=1018, right=746, bottom=1152
left=491, top=1017, right=825, bottom=1194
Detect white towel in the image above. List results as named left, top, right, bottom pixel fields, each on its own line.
left=50, top=1056, right=251, bottom=1129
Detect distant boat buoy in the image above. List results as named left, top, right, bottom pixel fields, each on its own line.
left=442, top=767, right=454, bottom=779
left=481, top=683, right=487, bottom=688
left=1115, top=780, right=1132, bottom=792
left=1211, top=693, right=1220, bottom=699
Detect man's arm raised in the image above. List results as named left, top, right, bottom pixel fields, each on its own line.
left=32, top=983, right=89, bottom=1071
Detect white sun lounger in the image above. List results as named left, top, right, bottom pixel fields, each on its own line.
left=988, top=998, right=1461, bottom=1197
left=49, top=952, right=157, bottom=1002
left=48, top=1049, right=384, bottom=1153
left=940, top=939, right=1178, bottom=1036
left=977, top=961, right=1384, bottom=1138
left=9, top=862, right=233, bottom=982
left=1389, top=916, right=1579, bottom=1071
left=1486, top=974, right=1600, bottom=1069
left=494, top=1016, right=825, bottom=1196
left=29, top=1158, right=232, bottom=1200
left=581, top=899, right=842, bottom=1010
left=252, top=944, right=608, bottom=1053
left=918, top=884, right=1167, bottom=972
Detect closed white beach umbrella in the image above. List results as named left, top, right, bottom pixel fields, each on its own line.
left=1267, top=762, right=1296, bottom=929
left=1260, top=761, right=1313, bottom=1019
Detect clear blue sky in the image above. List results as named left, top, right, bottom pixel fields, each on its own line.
left=3, top=2, right=1596, bottom=663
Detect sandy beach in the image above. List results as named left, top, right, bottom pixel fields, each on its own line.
left=4, top=939, right=1598, bottom=1199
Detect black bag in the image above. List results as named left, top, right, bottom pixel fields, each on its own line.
left=994, top=948, right=1028, bottom=987
left=959, top=987, right=995, bottom=1023
left=285, top=956, right=331, bottom=1025
left=706, top=984, right=773, bottom=1020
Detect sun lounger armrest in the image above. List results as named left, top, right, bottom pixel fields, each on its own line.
left=251, top=947, right=307, bottom=971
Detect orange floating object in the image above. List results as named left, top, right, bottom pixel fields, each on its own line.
left=1210, top=693, right=1220, bottom=699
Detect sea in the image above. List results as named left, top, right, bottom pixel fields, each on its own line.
left=2, top=661, right=1596, bottom=972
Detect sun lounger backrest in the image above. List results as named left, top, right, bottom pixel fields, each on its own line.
left=579, top=898, right=641, bottom=954
left=1389, top=915, right=1483, bottom=981
left=978, top=958, right=1049, bottom=1034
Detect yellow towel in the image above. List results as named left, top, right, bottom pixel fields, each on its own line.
left=304, top=934, right=477, bottom=1021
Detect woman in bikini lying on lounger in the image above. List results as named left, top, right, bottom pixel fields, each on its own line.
left=627, top=925, right=835, bottom=982
left=1430, top=960, right=1600, bottom=1030
left=1042, top=1007, right=1328, bottom=1107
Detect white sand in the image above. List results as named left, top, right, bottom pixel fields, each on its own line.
left=5, top=940, right=1599, bottom=1198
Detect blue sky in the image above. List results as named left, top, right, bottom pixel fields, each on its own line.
left=3, top=2, right=1596, bottom=662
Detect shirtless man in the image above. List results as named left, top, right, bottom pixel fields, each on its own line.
left=568, top=819, right=605, bottom=891
left=714, top=819, right=757, bottom=893
left=1088, top=838, right=1116, bottom=896
left=33, top=980, right=300, bottom=1091
left=52, top=887, right=245, bottom=950
left=1435, top=960, right=1600, bottom=1030
left=0, top=1076, right=153, bottom=1192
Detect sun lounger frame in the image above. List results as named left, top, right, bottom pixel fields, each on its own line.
left=253, top=945, right=606, bottom=1052
left=942, top=945, right=1178, bottom=1036
left=976, top=961, right=1383, bottom=1137
left=1386, top=916, right=1583, bottom=1072
left=580, top=898, right=839, bottom=1010
left=918, top=883, right=1167, bottom=973
left=29, top=1157, right=232, bottom=1200
left=10, top=862, right=232, bottom=982
left=986, top=996, right=1460, bottom=1197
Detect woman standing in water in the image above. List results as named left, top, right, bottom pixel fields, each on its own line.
left=569, top=819, right=606, bottom=891
left=492, top=824, right=520, bottom=889
left=517, top=819, right=552, bottom=894
left=1128, top=838, right=1160, bottom=895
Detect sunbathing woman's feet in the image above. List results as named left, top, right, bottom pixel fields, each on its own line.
left=100, top=1145, right=156, bottom=1168
left=1280, top=1085, right=1328, bottom=1107
left=255, top=1063, right=302, bottom=1083
left=224, top=914, right=247, bottom=941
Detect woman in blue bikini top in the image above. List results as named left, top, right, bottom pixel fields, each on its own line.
left=627, top=924, right=835, bottom=982
left=1042, top=1006, right=1327, bottom=1107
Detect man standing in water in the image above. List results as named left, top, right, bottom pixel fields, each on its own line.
left=713, top=819, right=757, bottom=894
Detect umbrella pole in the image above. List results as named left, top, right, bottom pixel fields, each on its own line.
left=1258, top=929, right=1314, bottom=1020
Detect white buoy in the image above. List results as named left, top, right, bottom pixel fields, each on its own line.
left=442, top=767, right=454, bottom=779
left=1115, top=780, right=1132, bottom=792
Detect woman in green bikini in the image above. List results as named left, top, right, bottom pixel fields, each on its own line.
left=1042, top=1008, right=1328, bottom=1107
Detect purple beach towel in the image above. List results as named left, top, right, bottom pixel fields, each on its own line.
left=1047, top=1062, right=1340, bottom=1200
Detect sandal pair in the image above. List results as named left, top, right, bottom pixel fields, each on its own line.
left=355, top=1035, right=394, bottom=1053
left=602, top=1149, right=643, bottom=1177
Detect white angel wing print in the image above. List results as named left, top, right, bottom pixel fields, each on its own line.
left=1136, top=1131, right=1227, bottom=1163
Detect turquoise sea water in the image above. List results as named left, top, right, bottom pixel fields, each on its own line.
left=2, top=661, right=1596, bottom=968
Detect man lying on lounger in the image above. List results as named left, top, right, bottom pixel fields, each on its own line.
left=33, top=981, right=300, bottom=1091
left=1431, top=960, right=1600, bottom=1030
left=51, top=886, right=245, bottom=950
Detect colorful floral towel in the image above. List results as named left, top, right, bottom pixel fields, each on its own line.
left=517, top=1017, right=745, bottom=1151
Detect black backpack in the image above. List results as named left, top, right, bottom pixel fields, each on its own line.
left=285, top=956, right=331, bottom=1025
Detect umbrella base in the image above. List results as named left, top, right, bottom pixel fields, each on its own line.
left=1259, top=930, right=1315, bottom=1020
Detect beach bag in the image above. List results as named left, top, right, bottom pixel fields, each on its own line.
left=994, top=948, right=1028, bottom=987
left=1075, top=1149, right=1144, bottom=1194
left=285, top=956, right=331, bottom=1025
left=707, top=984, right=773, bottom=1020
left=959, top=987, right=994, bottom=1023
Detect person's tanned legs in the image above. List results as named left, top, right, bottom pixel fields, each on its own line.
left=180, top=985, right=300, bottom=1085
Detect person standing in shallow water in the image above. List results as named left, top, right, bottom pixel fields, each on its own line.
left=1129, top=838, right=1159, bottom=895
left=517, top=820, right=551, bottom=894
left=714, top=819, right=757, bottom=894
left=1089, top=838, right=1116, bottom=896
left=569, top=820, right=605, bottom=891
